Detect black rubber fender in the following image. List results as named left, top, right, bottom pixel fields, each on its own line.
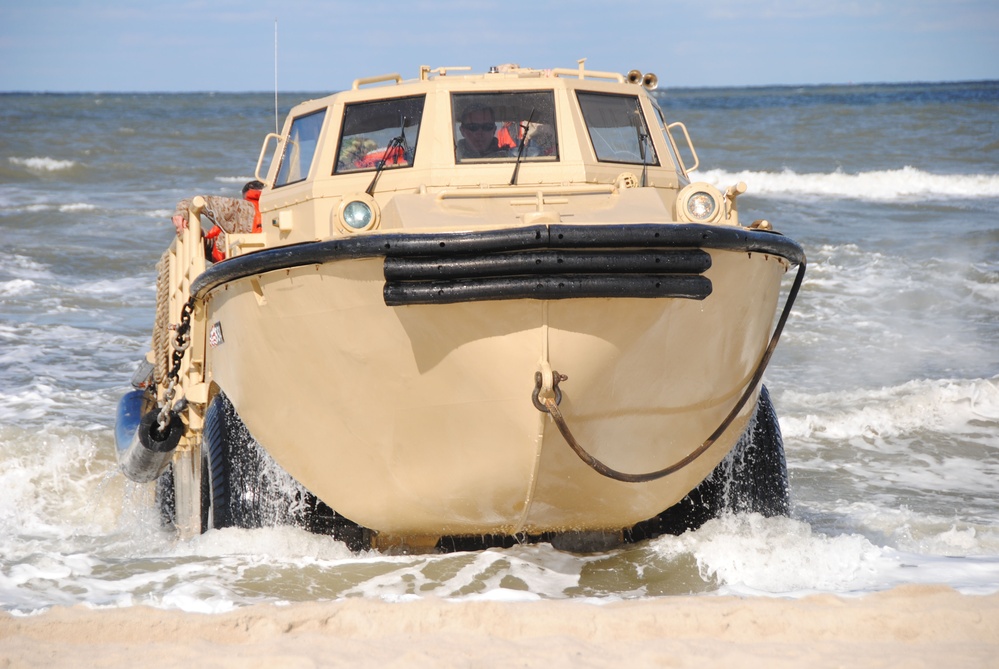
left=118, top=410, right=183, bottom=483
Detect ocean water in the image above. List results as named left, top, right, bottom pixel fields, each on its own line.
left=1, top=82, right=998, bottom=614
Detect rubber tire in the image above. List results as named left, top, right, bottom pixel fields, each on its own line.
left=201, top=391, right=369, bottom=549
left=155, top=465, right=175, bottom=528
left=631, top=384, right=790, bottom=539
left=154, top=461, right=210, bottom=532
left=202, top=391, right=272, bottom=529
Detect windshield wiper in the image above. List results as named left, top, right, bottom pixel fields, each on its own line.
left=638, top=131, right=650, bottom=187
left=509, top=109, right=536, bottom=186
left=366, top=113, right=409, bottom=196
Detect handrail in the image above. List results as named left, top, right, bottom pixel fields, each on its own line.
left=255, top=132, right=283, bottom=182
left=667, top=121, right=699, bottom=173
left=550, top=67, right=625, bottom=82
left=352, top=73, right=403, bottom=90
left=419, top=65, right=472, bottom=80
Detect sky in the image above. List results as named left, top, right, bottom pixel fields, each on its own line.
left=1, top=0, right=997, bottom=92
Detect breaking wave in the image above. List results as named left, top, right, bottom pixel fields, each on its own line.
left=694, top=166, right=999, bottom=201
left=8, top=156, right=78, bottom=172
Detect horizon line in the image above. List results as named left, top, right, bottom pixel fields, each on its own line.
left=2, top=78, right=996, bottom=96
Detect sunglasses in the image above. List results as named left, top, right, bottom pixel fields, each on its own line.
left=462, top=123, right=495, bottom=132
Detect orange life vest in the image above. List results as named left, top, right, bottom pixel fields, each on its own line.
left=244, top=189, right=262, bottom=233
left=496, top=122, right=521, bottom=150
left=203, top=224, right=226, bottom=263
left=355, top=145, right=408, bottom=169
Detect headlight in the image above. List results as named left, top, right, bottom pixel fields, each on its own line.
left=686, top=191, right=716, bottom=220
left=343, top=201, right=373, bottom=228
left=676, top=183, right=723, bottom=224
left=335, top=193, right=380, bottom=233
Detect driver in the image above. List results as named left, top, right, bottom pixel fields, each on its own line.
left=456, top=104, right=509, bottom=159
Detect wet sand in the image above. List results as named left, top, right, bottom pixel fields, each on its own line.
left=2, top=585, right=996, bottom=668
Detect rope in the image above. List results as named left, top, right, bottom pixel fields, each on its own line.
left=153, top=250, right=171, bottom=384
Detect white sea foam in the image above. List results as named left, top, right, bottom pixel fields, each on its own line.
left=828, top=503, right=999, bottom=557
left=653, top=514, right=884, bottom=594
left=693, top=166, right=999, bottom=201
left=0, top=256, right=52, bottom=283
left=8, top=157, right=77, bottom=172
left=0, top=427, right=120, bottom=537
left=71, top=276, right=155, bottom=297
left=58, top=203, right=96, bottom=212
left=651, top=514, right=999, bottom=597
left=780, top=377, right=999, bottom=441
left=181, top=526, right=356, bottom=562
left=0, top=279, right=36, bottom=297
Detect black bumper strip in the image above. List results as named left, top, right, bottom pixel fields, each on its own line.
left=191, top=223, right=805, bottom=305
left=383, top=249, right=712, bottom=281
left=384, top=274, right=712, bottom=306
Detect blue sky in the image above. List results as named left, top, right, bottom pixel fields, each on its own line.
left=1, top=0, right=997, bottom=92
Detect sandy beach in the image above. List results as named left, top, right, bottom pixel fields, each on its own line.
left=1, top=585, right=996, bottom=668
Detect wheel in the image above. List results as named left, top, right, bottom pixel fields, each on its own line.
left=155, top=460, right=210, bottom=532
left=203, top=391, right=309, bottom=529
left=155, top=465, right=175, bottom=528
left=201, top=391, right=368, bottom=548
left=630, top=384, right=790, bottom=539
left=156, top=456, right=211, bottom=532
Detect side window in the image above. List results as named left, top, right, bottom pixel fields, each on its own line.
left=335, top=95, right=425, bottom=174
left=576, top=92, right=659, bottom=166
left=275, top=109, right=326, bottom=187
left=452, top=91, right=558, bottom=163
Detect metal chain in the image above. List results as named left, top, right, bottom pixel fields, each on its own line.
left=156, top=297, right=196, bottom=434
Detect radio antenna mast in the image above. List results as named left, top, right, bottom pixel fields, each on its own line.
left=273, top=19, right=279, bottom=133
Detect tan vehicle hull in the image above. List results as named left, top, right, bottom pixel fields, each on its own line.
left=203, top=238, right=786, bottom=538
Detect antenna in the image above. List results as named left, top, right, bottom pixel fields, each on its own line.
left=273, top=19, right=279, bottom=134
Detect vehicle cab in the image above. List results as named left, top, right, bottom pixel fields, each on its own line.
left=229, top=62, right=739, bottom=257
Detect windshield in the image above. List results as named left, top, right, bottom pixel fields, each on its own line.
left=335, top=95, right=425, bottom=174
left=452, top=91, right=558, bottom=163
left=576, top=92, right=659, bottom=166
left=275, top=109, right=326, bottom=187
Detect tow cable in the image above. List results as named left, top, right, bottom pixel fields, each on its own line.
left=532, top=258, right=806, bottom=484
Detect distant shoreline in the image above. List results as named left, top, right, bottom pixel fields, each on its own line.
left=3, top=79, right=998, bottom=96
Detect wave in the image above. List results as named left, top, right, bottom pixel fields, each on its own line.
left=0, top=279, right=36, bottom=297
left=215, top=175, right=257, bottom=184
left=8, top=156, right=78, bottom=172
left=779, top=376, right=999, bottom=441
left=1, top=253, right=52, bottom=277
left=693, top=166, right=999, bottom=201
left=58, top=203, right=96, bottom=212
left=652, top=513, right=999, bottom=596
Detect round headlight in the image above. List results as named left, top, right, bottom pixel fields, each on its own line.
left=686, top=191, right=717, bottom=220
left=342, top=200, right=373, bottom=229
left=676, top=183, right=724, bottom=224
left=335, top=193, right=381, bottom=233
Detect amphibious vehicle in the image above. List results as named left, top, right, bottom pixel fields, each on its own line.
left=115, top=61, right=805, bottom=552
